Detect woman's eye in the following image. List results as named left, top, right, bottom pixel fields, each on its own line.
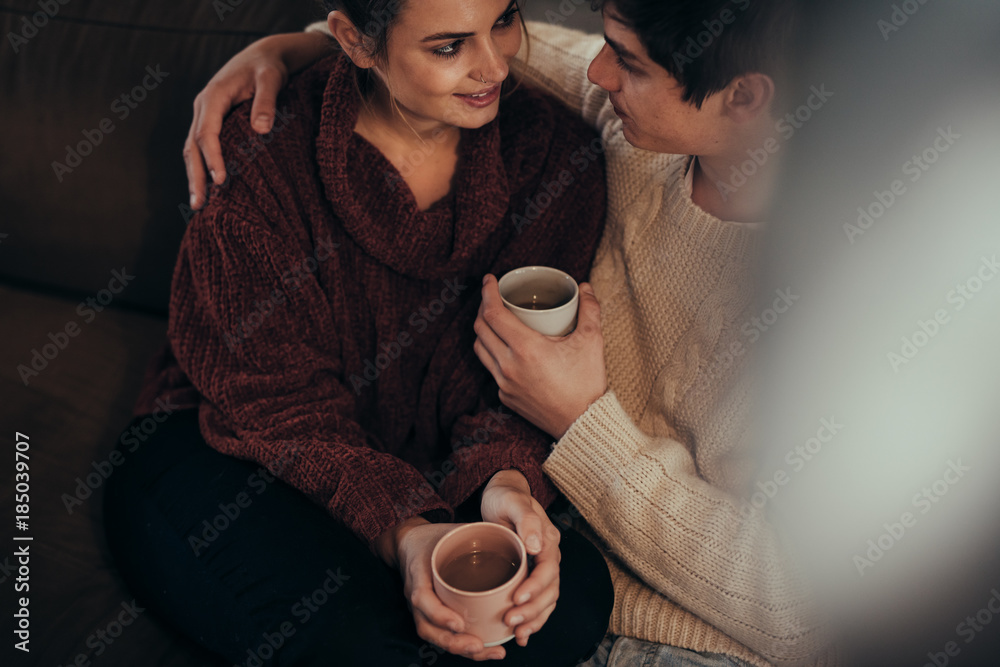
left=435, top=41, right=463, bottom=58
left=616, top=55, right=634, bottom=73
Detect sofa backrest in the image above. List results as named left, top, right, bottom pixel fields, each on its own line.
left=0, top=1, right=323, bottom=313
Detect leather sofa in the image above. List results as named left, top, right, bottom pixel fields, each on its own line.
left=2, top=2, right=323, bottom=664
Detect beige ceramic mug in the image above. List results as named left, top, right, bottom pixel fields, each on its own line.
left=431, top=522, right=528, bottom=647
left=498, top=266, right=580, bottom=337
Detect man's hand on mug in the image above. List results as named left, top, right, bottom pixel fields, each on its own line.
left=376, top=518, right=507, bottom=661
left=474, top=275, right=609, bottom=439
left=480, top=470, right=561, bottom=648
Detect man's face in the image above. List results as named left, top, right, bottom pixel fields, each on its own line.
left=587, top=2, right=727, bottom=155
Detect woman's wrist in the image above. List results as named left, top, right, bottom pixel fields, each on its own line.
left=373, top=516, right=431, bottom=569
left=488, top=469, right=530, bottom=494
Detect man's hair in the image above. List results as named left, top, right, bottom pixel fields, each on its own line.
left=592, top=0, right=798, bottom=110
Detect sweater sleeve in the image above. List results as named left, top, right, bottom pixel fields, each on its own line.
left=543, top=392, right=826, bottom=666
left=512, top=22, right=611, bottom=132
left=169, top=202, right=452, bottom=548
left=436, top=403, right=558, bottom=512
left=305, top=21, right=328, bottom=35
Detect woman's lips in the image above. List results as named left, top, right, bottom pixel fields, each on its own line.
left=456, top=84, right=501, bottom=108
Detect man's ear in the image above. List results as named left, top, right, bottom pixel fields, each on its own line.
left=327, top=11, right=376, bottom=69
left=722, top=73, right=775, bottom=124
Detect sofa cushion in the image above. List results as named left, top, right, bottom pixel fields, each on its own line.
left=0, top=284, right=226, bottom=665
left=0, top=1, right=323, bottom=313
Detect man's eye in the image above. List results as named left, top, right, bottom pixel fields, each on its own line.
left=616, top=55, right=634, bottom=73
left=495, top=7, right=520, bottom=29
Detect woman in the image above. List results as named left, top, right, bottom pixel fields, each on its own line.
left=103, top=1, right=612, bottom=665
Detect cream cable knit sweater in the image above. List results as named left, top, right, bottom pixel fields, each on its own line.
left=512, top=24, right=834, bottom=667
left=306, top=19, right=833, bottom=666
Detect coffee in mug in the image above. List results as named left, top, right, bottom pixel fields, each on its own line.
left=497, top=266, right=579, bottom=336
left=431, top=523, right=528, bottom=647
left=439, top=550, right=520, bottom=592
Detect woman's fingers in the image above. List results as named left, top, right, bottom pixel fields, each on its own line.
left=511, top=506, right=544, bottom=555
left=512, top=521, right=561, bottom=605
left=413, top=608, right=484, bottom=657
left=409, top=583, right=466, bottom=635
left=507, top=567, right=560, bottom=625
left=513, top=601, right=557, bottom=647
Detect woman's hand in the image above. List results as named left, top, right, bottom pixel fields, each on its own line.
left=474, top=275, right=609, bottom=439
left=374, top=518, right=508, bottom=661
left=184, top=31, right=331, bottom=210
left=480, top=470, right=562, bottom=648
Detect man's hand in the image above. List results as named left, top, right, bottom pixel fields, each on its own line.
left=480, top=470, right=562, bottom=648
left=474, top=275, right=608, bottom=439
left=184, top=31, right=330, bottom=210
left=375, top=518, right=508, bottom=661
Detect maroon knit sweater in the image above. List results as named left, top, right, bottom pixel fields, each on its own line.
left=136, top=55, right=606, bottom=546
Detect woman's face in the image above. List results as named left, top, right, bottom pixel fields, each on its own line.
left=375, top=0, right=523, bottom=130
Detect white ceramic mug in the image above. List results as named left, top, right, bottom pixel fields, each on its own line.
left=497, top=266, right=579, bottom=336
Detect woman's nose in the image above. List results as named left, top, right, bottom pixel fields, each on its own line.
left=478, top=38, right=510, bottom=84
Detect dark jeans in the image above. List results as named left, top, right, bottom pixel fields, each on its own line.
left=103, top=409, right=613, bottom=667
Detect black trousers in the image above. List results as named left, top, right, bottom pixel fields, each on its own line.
left=103, top=409, right=613, bottom=667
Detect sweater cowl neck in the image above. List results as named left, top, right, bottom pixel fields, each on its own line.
left=315, top=56, right=512, bottom=280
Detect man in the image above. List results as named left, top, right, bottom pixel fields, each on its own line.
left=185, top=2, right=837, bottom=664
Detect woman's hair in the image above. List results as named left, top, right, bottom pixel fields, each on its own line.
left=321, top=0, right=408, bottom=96
left=321, top=0, right=529, bottom=97
left=321, top=0, right=530, bottom=138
